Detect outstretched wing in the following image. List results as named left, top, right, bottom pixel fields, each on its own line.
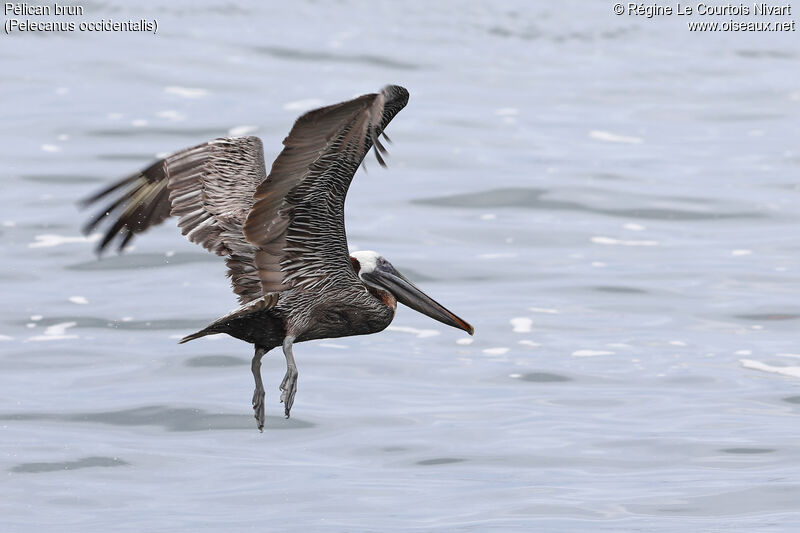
left=81, top=136, right=266, bottom=304
left=243, top=84, right=409, bottom=295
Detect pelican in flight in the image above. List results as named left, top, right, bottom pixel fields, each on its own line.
left=82, top=85, right=473, bottom=430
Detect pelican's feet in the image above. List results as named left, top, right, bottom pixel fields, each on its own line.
left=252, top=387, right=265, bottom=432
left=279, top=365, right=298, bottom=418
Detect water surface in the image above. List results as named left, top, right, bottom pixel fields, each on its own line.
left=2, top=1, right=800, bottom=531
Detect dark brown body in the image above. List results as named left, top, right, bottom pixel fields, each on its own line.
left=187, top=284, right=396, bottom=350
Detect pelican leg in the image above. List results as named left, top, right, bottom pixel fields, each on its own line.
left=279, top=336, right=298, bottom=418
left=251, top=346, right=267, bottom=432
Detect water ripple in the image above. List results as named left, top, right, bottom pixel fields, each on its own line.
left=414, top=188, right=762, bottom=221
left=253, top=46, right=422, bottom=70
left=67, top=252, right=217, bottom=271
left=11, top=456, right=128, bottom=474
left=1, top=405, right=313, bottom=432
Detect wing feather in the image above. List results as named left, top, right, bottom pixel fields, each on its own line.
left=82, top=136, right=267, bottom=304
left=243, top=85, right=409, bottom=295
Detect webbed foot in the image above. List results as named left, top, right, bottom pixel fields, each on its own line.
left=252, top=386, right=265, bottom=432
left=279, top=365, right=298, bottom=418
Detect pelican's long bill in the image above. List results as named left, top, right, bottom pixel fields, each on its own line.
left=362, top=266, right=474, bottom=336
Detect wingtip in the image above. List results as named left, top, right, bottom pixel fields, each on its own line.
left=381, top=85, right=409, bottom=102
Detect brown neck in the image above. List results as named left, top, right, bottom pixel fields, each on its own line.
left=366, top=285, right=397, bottom=310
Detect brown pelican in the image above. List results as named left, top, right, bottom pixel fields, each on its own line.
left=82, top=85, right=473, bottom=430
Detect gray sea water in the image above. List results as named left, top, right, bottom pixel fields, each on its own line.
left=2, top=1, right=800, bottom=531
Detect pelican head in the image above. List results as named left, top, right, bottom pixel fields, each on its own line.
left=350, top=250, right=474, bottom=335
